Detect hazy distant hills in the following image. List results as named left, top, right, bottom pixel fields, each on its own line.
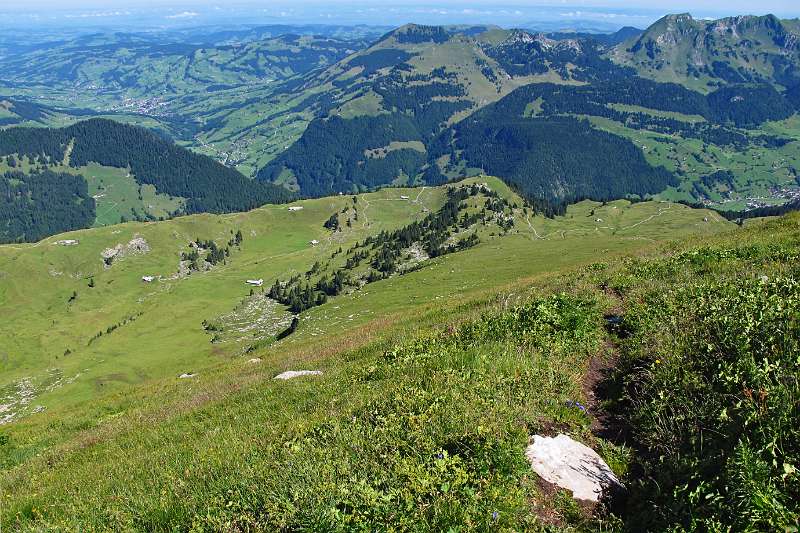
left=0, top=33, right=371, bottom=101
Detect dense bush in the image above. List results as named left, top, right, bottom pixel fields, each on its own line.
left=603, top=227, right=800, bottom=531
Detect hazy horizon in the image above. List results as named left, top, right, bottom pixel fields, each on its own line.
left=2, top=1, right=798, bottom=34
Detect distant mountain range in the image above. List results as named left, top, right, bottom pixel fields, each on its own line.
left=257, top=16, right=800, bottom=208
left=0, top=14, right=799, bottom=241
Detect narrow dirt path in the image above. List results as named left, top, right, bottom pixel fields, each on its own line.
left=618, top=202, right=673, bottom=231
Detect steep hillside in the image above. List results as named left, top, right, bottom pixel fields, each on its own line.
left=5, top=179, right=798, bottom=530
left=257, top=24, right=633, bottom=195
left=0, top=119, right=294, bottom=243
left=0, top=176, right=728, bottom=427
left=610, top=14, right=800, bottom=91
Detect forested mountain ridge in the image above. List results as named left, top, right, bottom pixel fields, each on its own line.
left=257, top=23, right=636, bottom=196
left=0, top=99, right=61, bottom=127
left=257, top=16, right=800, bottom=214
left=0, top=119, right=295, bottom=243
left=610, top=13, right=800, bottom=91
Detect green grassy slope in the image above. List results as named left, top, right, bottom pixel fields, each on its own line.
left=3, top=183, right=798, bottom=530
left=0, top=177, right=729, bottom=424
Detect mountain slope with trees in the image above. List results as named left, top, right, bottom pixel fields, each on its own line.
left=257, top=17, right=800, bottom=215
left=0, top=119, right=295, bottom=243
left=256, top=23, right=637, bottom=195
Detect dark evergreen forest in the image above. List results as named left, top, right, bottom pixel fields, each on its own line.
left=0, top=170, right=95, bottom=243
left=438, top=115, right=677, bottom=213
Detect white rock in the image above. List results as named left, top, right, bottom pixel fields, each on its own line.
left=525, top=434, right=622, bottom=502
left=179, top=373, right=196, bottom=379
left=247, top=358, right=262, bottom=364
left=274, top=370, right=322, bottom=380
left=101, top=247, right=120, bottom=260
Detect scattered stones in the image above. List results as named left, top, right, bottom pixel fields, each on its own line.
left=56, top=239, right=79, bottom=246
left=525, top=434, right=622, bottom=502
left=274, top=370, right=323, bottom=380
left=206, top=295, right=293, bottom=352
left=179, top=373, right=196, bottom=379
left=247, top=358, right=262, bottom=364
left=127, top=237, right=150, bottom=253
left=0, top=377, right=36, bottom=425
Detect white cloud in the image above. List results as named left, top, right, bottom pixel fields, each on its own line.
left=65, top=11, right=131, bottom=19
left=559, top=10, right=650, bottom=20
left=166, top=11, right=199, bottom=19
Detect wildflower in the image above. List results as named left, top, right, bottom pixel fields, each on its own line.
left=655, top=359, right=662, bottom=364
left=565, top=400, right=586, bottom=412
left=492, top=511, right=499, bottom=521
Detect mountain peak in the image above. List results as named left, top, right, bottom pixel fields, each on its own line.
left=499, top=29, right=583, bottom=54
left=381, top=24, right=450, bottom=45
left=614, top=12, right=800, bottom=88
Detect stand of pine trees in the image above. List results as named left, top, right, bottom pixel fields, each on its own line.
left=266, top=184, right=502, bottom=315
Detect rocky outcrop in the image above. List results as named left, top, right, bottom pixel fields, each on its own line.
left=101, top=235, right=150, bottom=267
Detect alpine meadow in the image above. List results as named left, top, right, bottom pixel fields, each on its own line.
left=0, top=2, right=798, bottom=531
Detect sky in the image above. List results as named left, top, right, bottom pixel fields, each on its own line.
left=2, top=1, right=798, bottom=33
